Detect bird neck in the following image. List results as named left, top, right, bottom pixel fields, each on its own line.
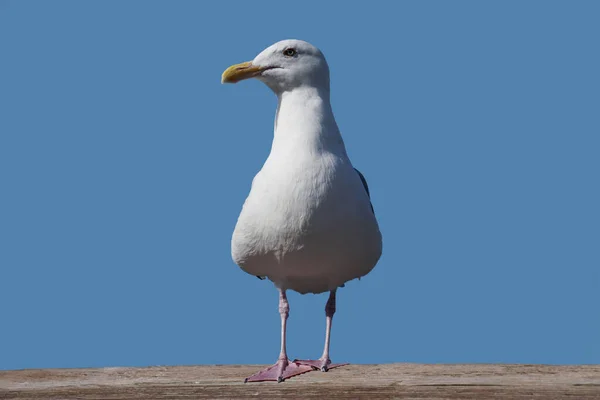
left=271, top=87, right=347, bottom=156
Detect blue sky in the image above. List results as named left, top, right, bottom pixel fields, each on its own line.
left=1, top=1, right=598, bottom=370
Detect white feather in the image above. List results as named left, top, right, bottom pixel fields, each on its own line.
left=231, top=40, right=382, bottom=294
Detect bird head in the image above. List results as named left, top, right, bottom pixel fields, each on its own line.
left=221, top=39, right=330, bottom=93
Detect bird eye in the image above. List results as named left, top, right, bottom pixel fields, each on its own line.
left=283, top=48, right=297, bottom=57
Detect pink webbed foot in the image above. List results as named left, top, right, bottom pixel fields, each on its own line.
left=293, top=358, right=349, bottom=372
left=244, top=359, right=314, bottom=383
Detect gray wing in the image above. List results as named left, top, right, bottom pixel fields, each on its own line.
left=354, top=168, right=375, bottom=214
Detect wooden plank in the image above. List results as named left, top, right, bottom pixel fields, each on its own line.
left=1, top=364, right=599, bottom=399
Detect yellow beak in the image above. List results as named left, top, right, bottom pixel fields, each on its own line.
left=221, top=61, right=266, bottom=84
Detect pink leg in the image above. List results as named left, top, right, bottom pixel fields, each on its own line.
left=294, top=289, right=348, bottom=372
left=245, top=289, right=313, bottom=383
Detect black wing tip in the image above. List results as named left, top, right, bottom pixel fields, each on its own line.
left=354, top=167, right=375, bottom=214
left=354, top=168, right=371, bottom=197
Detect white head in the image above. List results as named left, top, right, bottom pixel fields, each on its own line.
left=221, top=39, right=330, bottom=94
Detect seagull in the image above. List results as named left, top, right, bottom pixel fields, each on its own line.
left=222, top=39, right=382, bottom=383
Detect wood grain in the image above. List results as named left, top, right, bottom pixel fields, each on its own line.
left=1, top=364, right=599, bottom=399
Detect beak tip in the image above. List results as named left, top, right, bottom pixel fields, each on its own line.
left=221, top=74, right=233, bottom=84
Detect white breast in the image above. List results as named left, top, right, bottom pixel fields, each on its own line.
left=232, top=150, right=381, bottom=294
left=230, top=86, right=382, bottom=294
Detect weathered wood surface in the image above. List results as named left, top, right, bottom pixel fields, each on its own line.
left=1, top=364, right=599, bottom=399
